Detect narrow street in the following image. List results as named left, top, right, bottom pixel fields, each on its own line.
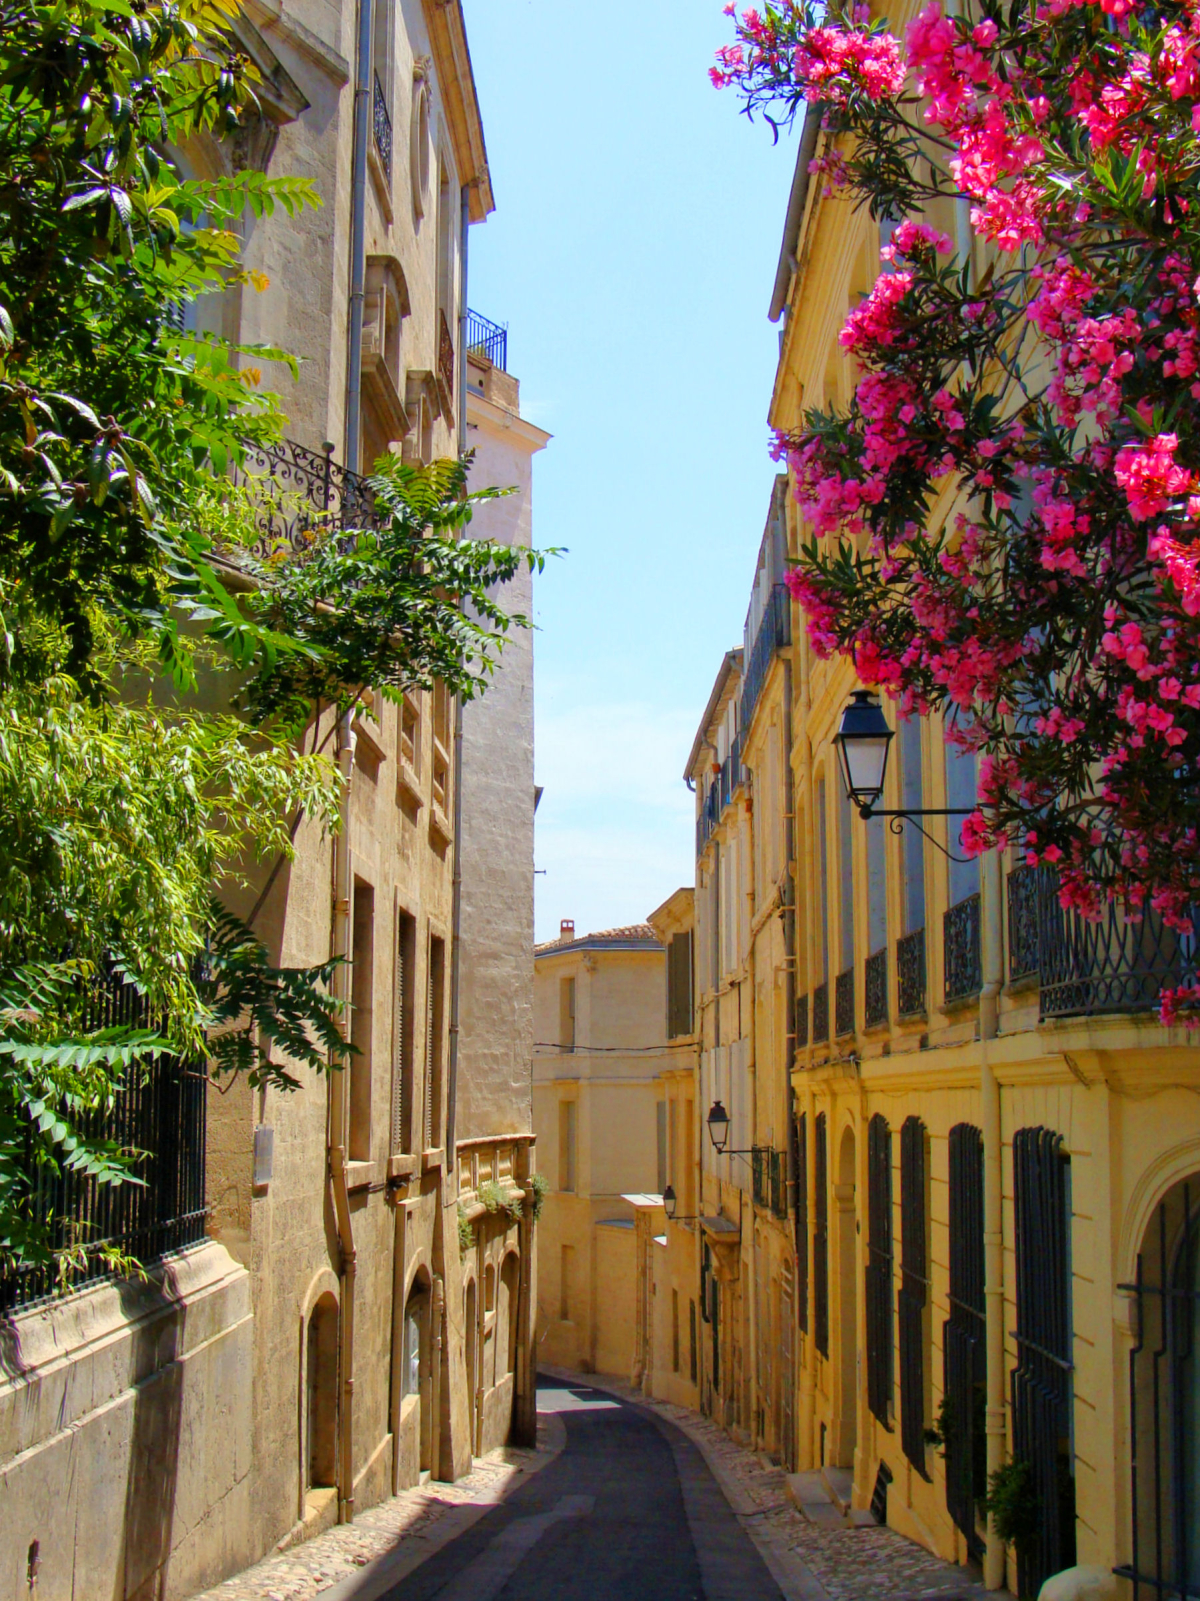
left=373, top=1380, right=783, bottom=1601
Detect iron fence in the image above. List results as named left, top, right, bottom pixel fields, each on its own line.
left=1115, top=1179, right=1200, bottom=1600
left=0, top=971, right=207, bottom=1311
left=944, top=893, right=982, bottom=1004
left=865, top=946, right=888, bottom=1029
left=740, top=584, right=791, bottom=733
left=944, top=1122, right=986, bottom=1560
left=835, top=967, right=855, bottom=1037
left=897, top=926, right=926, bottom=1018
left=812, top=980, right=829, bottom=1044
left=372, top=71, right=392, bottom=180
left=465, top=309, right=508, bottom=371
left=231, top=437, right=381, bottom=552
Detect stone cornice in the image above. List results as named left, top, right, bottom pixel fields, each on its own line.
left=422, top=0, right=493, bottom=221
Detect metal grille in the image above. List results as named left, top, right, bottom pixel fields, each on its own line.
left=1038, top=880, right=1197, bottom=1019
left=867, top=1113, right=894, bottom=1427
left=231, top=437, right=381, bottom=552
left=770, top=1149, right=787, bottom=1219
left=900, top=1116, right=929, bottom=1476
left=1012, top=1126, right=1076, bottom=1599
left=0, top=971, right=207, bottom=1310
left=372, top=71, right=393, bottom=179
left=945, top=1123, right=986, bottom=1559
left=1007, top=862, right=1043, bottom=983
left=465, top=309, right=508, bottom=371
left=796, top=991, right=809, bottom=1049
left=794, top=1111, right=809, bottom=1333
left=752, top=1147, right=768, bottom=1209
left=815, top=1112, right=829, bottom=1357
left=812, top=980, right=829, bottom=1043
left=740, top=583, right=791, bottom=732
left=835, top=966, right=855, bottom=1037
left=865, top=946, right=888, bottom=1029
left=944, top=893, right=982, bottom=1003
left=1115, top=1179, right=1200, bottom=1600
left=897, top=926, right=926, bottom=1018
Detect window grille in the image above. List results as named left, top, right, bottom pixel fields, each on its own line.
left=944, top=1123, right=986, bottom=1559
left=865, top=946, right=888, bottom=1029
left=793, top=1111, right=808, bottom=1333
left=815, top=1112, right=829, bottom=1357
left=867, top=1113, right=894, bottom=1427
left=1012, top=1126, right=1076, bottom=1599
left=812, top=980, right=829, bottom=1043
left=897, top=926, right=926, bottom=1018
left=900, top=1116, right=930, bottom=1475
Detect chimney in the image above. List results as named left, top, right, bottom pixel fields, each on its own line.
left=559, top=918, right=575, bottom=942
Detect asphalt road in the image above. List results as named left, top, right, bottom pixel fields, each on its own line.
left=376, top=1379, right=785, bottom=1601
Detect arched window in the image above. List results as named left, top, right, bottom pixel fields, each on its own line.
left=502, top=1253, right=521, bottom=1375
left=410, top=76, right=430, bottom=221
left=306, top=1293, right=338, bottom=1489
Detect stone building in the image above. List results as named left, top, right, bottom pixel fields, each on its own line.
left=0, top=6, right=544, bottom=1599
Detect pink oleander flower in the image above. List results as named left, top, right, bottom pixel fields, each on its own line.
left=1115, top=433, right=1196, bottom=521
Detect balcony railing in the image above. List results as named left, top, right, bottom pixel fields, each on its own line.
left=1007, top=862, right=1042, bottom=983
left=465, top=309, right=508, bottom=371
left=752, top=1146, right=768, bottom=1208
left=740, top=583, right=791, bottom=733
left=812, top=980, right=830, bottom=1043
left=770, top=1149, right=788, bottom=1219
left=835, top=967, right=855, bottom=1037
left=897, top=927, right=926, bottom=1019
left=438, top=308, right=456, bottom=397
left=232, top=437, right=381, bottom=552
left=944, top=893, right=982, bottom=1004
left=0, top=969, right=207, bottom=1311
left=796, top=991, right=809, bottom=1048
left=865, top=946, right=888, bottom=1029
left=372, top=71, right=393, bottom=180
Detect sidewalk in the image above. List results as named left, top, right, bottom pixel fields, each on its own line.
left=188, top=1417, right=565, bottom=1601
left=547, top=1367, right=1010, bottom=1601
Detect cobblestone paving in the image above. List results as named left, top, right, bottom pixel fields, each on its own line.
left=188, top=1433, right=549, bottom=1601
left=551, top=1370, right=1005, bottom=1601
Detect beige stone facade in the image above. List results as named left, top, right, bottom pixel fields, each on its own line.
left=0, top=6, right=543, bottom=1599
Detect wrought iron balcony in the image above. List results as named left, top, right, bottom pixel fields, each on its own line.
left=232, top=437, right=381, bottom=552
left=770, top=1148, right=788, bottom=1218
left=944, top=893, right=982, bottom=1004
left=372, top=71, right=393, bottom=181
left=740, top=583, right=791, bottom=733
left=835, top=966, right=855, bottom=1037
left=466, top=309, right=508, bottom=372
left=1007, top=862, right=1043, bottom=983
left=752, top=1146, right=768, bottom=1208
left=865, top=946, right=888, bottom=1029
left=812, top=980, right=830, bottom=1043
left=796, top=990, right=809, bottom=1048
left=897, top=927, right=926, bottom=1019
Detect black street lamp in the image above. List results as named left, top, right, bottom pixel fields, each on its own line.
left=705, top=1101, right=756, bottom=1158
left=662, top=1184, right=699, bottom=1223
left=833, top=691, right=974, bottom=860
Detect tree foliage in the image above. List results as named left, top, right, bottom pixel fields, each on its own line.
left=716, top=0, right=1200, bottom=1017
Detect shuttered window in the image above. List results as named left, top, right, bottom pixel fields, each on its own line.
left=867, top=1112, right=894, bottom=1427
left=900, top=1115, right=930, bottom=1474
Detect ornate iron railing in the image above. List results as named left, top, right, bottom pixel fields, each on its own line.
left=1038, top=883, right=1197, bottom=1019
left=796, top=990, right=809, bottom=1049
left=835, top=966, right=855, bottom=1037
left=897, top=926, right=926, bottom=1018
left=231, top=437, right=381, bottom=552
left=0, top=970, right=207, bottom=1311
left=740, top=583, right=791, bottom=733
left=814, top=1111, right=829, bottom=1357
left=719, top=731, right=743, bottom=812
left=1115, top=1179, right=1200, bottom=1600
left=1012, top=1126, right=1076, bottom=1598
left=1007, top=862, right=1044, bottom=983
left=812, top=980, right=829, bottom=1044
left=866, top=1113, right=894, bottom=1428
left=770, top=1148, right=787, bottom=1219
left=752, top=1146, right=768, bottom=1208
left=438, top=307, right=456, bottom=396
left=944, top=893, right=982, bottom=1004
left=900, top=1116, right=929, bottom=1476
left=465, top=308, right=508, bottom=371
left=372, top=71, right=393, bottom=180
left=945, top=1122, right=986, bottom=1561
left=865, top=946, right=888, bottom=1029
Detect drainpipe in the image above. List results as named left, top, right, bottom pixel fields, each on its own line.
left=330, top=710, right=358, bottom=1523
left=980, top=848, right=1006, bottom=1588
left=430, top=1275, right=445, bottom=1478
left=343, top=0, right=373, bottom=470
left=744, top=763, right=760, bottom=1444
left=445, top=183, right=470, bottom=1174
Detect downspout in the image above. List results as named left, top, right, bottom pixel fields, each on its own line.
left=430, top=1275, right=445, bottom=1477
left=782, top=655, right=798, bottom=1468
left=343, top=0, right=373, bottom=470
left=445, top=183, right=469, bottom=1172
left=330, top=710, right=358, bottom=1522
left=980, top=848, right=1006, bottom=1589
left=744, top=763, right=759, bottom=1443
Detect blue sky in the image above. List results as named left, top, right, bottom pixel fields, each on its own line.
left=463, top=2, right=798, bottom=944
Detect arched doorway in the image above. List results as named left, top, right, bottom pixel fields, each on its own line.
left=835, top=1124, right=858, bottom=1469
left=306, top=1293, right=338, bottom=1490
left=1120, top=1174, right=1199, bottom=1597
left=403, top=1278, right=431, bottom=1470
left=501, top=1252, right=521, bottom=1376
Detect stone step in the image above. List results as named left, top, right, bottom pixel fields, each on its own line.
left=785, top=1470, right=874, bottom=1528
left=822, top=1463, right=855, bottom=1514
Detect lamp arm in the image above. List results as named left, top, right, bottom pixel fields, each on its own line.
left=858, top=806, right=976, bottom=865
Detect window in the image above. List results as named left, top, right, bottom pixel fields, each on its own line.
left=794, top=1111, right=808, bottom=1332
left=667, top=931, right=694, bottom=1038
left=818, top=779, right=830, bottom=983
left=668, top=1099, right=678, bottom=1191
left=402, top=1285, right=426, bottom=1400
left=656, top=1101, right=668, bottom=1194
left=866, top=1112, right=894, bottom=1426
left=306, top=1294, right=339, bottom=1489
left=350, top=879, right=375, bottom=1161
left=839, top=781, right=855, bottom=971
left=400, top=695, right=419, bottom=771
left=391, top=907, right=416, bottom=1154
left=814, top=1112, right=829, bottom=1357
left=432, top=682, right=451, bottom=813
left=559, top=1100, right=576, bottom=1193
left=946, top=735, right=979, bottom=907
left=410, top=74, right=430, bottom=221
left=559, top=976, right=575, bottom=1051
left=423, top=933, right=445, bottom=1150
left=900, top=1116, right=930, bottom=1474
left=899, top=716, right=925, bottom=933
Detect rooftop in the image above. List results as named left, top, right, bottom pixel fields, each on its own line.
left=534, top=922, right=662, bottom=957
